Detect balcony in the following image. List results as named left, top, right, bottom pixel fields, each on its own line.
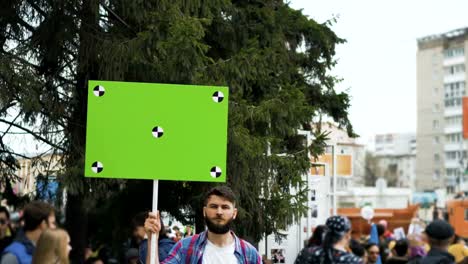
left=443, top=56, right=465, bottom=67
left=444, top=125, right=462, bottom=134
left=444, top=143, right=463, bottom=152
left=444, top=107, right=462, bottom=117
left=444, top=73, right=465, bottom=83
left=445, top=159, right=461, bottom=168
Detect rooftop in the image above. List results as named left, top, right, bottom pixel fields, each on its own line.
left=417, top=27, right=468, bottom=49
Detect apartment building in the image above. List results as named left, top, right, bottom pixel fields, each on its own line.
left=416, top=28, right=468, bottom=192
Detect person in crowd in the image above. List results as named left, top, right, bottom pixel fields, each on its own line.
left=448, top=235, right=468, bottom=264
left=85, top=257, right=105, bottom=264
left=1, top=201, right=56, bottom=264
left=131, top=212, right=148, bottom=248
left=294, top=215, right=362, bottom=264
left=174, top=231, right=183, bottom=242
left=407, top=234, right=427, bottom=263
left=32, top=228, right=70, bottom=264
left=377, top=224, right=391, bottom=263
left=408, top=245, right=426, bottom=263
left=133, top=212, right=175, bottom=264
left=294, top=225, right=328, bottom=263
left=379, top=220, right=394, bottom=241
left=125, top=248, right=139, bottom=264
left=144, top=185, right=262, bottom=264
left=184, top=226, right=193, bottom=238
left=366, top=243, right=380, bottom=264
left=307, top=225, right=328, bottom=248
left=349, top=239, right=367, bottom=263
left=409, top=220, right=455, bottom=264
left=0, top=207, right=13, bottom=253
left=386, top=239, right=409, bottom=264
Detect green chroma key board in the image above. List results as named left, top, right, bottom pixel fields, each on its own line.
left=85, top=80, right=228, bottom=182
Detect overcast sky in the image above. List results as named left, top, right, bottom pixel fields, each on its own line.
left=290, top=0, right=468, bottom=146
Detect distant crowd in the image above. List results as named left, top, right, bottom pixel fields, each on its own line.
left=0, top=187, right=467, bottom=264
left=293, top=217, right=467, bottom=264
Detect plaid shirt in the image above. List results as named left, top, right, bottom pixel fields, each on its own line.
left=162, top=230, right=261, bottom=264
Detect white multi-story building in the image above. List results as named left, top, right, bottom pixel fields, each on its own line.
left=375, top=133, right=416, bottom=156
left=373, top=133, right=416, bottom=189
left=416, top=28, right=468, bottom=192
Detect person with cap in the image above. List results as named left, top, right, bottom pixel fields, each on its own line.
left=409, top=220, right=455, bottom=264
left=294, top=215, right=363, bottom=264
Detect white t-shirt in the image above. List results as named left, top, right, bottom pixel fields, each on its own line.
left=202, top=240, right=239, bottom=264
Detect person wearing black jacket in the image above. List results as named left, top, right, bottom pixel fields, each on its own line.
left=409, top=220, right=455, bottom=264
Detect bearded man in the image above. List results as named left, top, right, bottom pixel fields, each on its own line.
left=144, top=186, right=261, bottom=264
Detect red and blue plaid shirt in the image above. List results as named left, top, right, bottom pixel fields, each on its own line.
left=162, top=230, right=261, bottom=264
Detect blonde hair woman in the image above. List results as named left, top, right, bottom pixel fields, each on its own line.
left=32, top=228, right=71, bottom=264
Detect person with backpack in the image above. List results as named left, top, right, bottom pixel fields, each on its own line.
left=144, top=186, right=261, bottom=264
left=1, top=201, right=56, bottom=264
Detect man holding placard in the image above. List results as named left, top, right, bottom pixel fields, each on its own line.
left=85, top=81, right=235, bottom=263
left=144, top=186, right=261, bottom=264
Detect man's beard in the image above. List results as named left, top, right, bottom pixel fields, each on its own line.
left=204, top=216, right=234, bottom=234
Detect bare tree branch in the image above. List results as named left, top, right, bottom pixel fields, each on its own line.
left=1, top=149, right=31, bottom=160
left=0, top=118, right=66, bottom=152
left=1, top=112, right=21, bottom=138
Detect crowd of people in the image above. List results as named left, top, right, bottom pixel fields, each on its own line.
left=0, top=186, right=467, bottom=264
left=293, top=217, right=468, bottom=264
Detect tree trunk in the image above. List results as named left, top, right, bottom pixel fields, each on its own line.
left=65, top=0, right=99, bottom=263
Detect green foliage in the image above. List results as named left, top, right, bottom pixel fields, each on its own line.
left=0, top=0, right=355, bottom=257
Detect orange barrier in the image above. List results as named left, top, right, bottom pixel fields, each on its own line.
left=446, top=199, right=468, bottom=238
left=338, top=204, right=420, bottom=239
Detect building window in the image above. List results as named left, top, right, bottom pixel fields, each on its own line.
left=433, top=120, right=439, bottom=129
left=433, top=170, right=440, bottom=180
left=433, top=136, right=440, bottom=144
left=465, top=209, right=468, bottom=221
left=444, top=47, right=465, bottom=58
left=444, top=64, right=466, bottom=75
left=434, top=154, right=440, bottom=162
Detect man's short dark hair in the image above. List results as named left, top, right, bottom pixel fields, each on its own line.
left=394, top=239, right=409, bottom=257
left=131, top=211, right=148, bottom=229
left=23, top=201, right=54, bottom=231
left=366, top=242, right=379, bottom=251
left=349, top=239, right=365, bottom=258
left=203, top=186, right=236, bottom=206
left=0, top=206, right=10, bottom=219
left=376, top=224, right=385, bottom=237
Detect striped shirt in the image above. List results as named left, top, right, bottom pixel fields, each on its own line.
left=162, top=230, right=261, bottom=264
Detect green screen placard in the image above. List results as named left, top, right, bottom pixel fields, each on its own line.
left=85, top=80, right=228, bottom=182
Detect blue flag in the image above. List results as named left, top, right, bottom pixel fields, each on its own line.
left=369, top=223, right=382, bottom=264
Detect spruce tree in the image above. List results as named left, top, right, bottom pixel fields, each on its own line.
left=0, top=0, right=354, bottom=261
